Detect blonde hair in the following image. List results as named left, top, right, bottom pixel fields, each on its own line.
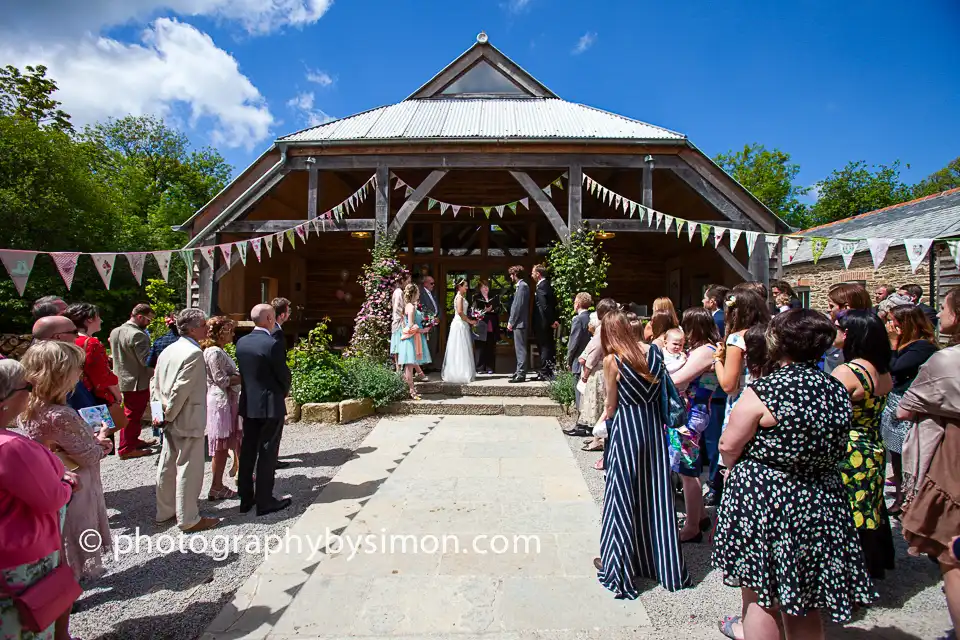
left=403, top=284, right=420, bottom=304
left=574, top=292, right=593, bottom=310
left=21, top=341, right=85, bottom=420
left=652, top=297, right=679, bottom=325
left=201, top=316, right=235, bottom=350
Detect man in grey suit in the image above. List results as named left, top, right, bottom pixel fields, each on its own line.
left=419, top=275, right=440, bottom=371
left=507, top=265, right=530, bottom=383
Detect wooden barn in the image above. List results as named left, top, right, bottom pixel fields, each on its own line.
left=179, top=34, right=789, bottom=351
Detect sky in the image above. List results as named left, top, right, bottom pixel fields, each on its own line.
left=2, top=0, right=958, bottom=200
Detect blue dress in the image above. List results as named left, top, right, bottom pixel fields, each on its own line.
left=599, top=346, right=691, bottom=597
left=397, top=310, right=432, bottom=366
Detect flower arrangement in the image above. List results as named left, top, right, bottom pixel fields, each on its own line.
left=421, top=312, right=439, bottom=330
left=345, top=230, right=408, bottom=361
left=545, top=225, right=611, bottom=334
left=468, top=308, right=483, bottom=322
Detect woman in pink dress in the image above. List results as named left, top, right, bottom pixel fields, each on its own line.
left=201, top=317, right=242, bottom=500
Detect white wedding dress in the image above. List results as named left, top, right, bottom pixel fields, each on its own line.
left=442, top=293, right=477, bottom=383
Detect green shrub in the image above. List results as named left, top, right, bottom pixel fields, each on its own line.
left=342, top=357, right=408, bottom=407
left=145, top=278, right=177, bottom=340
left=288, top=320, right=345, bottom=404
left=291, top=365, right=344, bottom=405
left=223, top=342, right=237, bottom=365
left=549, top=370, right=577, bottom=409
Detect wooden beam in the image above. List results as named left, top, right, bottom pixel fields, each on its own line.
left=642, top=158, right=653, bottom=208
left=679, top=150, right=778, bottom=233
left=307, top=162, right=318, bottom=219
left=375, top=165, right=390, bottom=241
left=288, top=153, right=686, bottom=171
left=582, top=219, right=756, bottom=233
left=214, top=249, right=241, bottom=282
left=568, top=164, right=582, bottom=233
left=197, top=253, right=215, bottom=315
left=717, top=245, right=752, bottom=281
left=749, top=238, right=771, bottom=288
left=510, top=170, right=569, bottom=243
left=222, top=219, right=376, bottom=233
left=387, top=170, right=447, bottom=240
left=672, top=165, right=755, bottom=228
left=191, top=168, right=288, bottom=245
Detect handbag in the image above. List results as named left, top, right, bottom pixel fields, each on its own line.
left=660, top=372, right=688, bottom=430
left=592, top=417, right=608, bottom=439
left=0, top=562, right=82, bottom=632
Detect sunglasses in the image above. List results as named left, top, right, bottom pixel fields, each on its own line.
left=0, top=382, right=32, bottom=402
left=54, top=329, right=79, bottom=337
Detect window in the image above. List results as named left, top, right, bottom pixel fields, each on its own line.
left=795, top=286, right=811, bottom=309
left=260, top=277, right=278, bottom=304
left=440, top=61, right=529, bottom=96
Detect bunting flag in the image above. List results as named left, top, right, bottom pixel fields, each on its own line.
left=0, top=251, right=37, bottom=296
left=785, top=237, right=802, bottom=264
left=285, top=229, right=296, bottom=250
left=394, top=176, right=406, bottom=190
left=276, top=231, right=285, bottom=252
left=405, top=186, right=414, bottom=197
left=482, top=206, right=492, bottom=219
left=904, top=238, right=934, bottom=273
left=507, top=201, right=517, bottom=215
left=427, top=198, right=437, bottom=210
left=251, top=237, right=263, bottom=262
left=51, top=252, right=80, bottom=290
left=153, top=251, right=172, bottom=281
left=810, top=238, right=829, bottom=265
left=745, top=231, right=759, bottom=257
left=495, top=204, right=505, bottom=218
left=655, top=211, right=663, bottom=229
left=310, top=218, right=322, bottom=236
left=200, top=246, right=216, bottom=270
left=520, top=198, right=529, bottom=209
left=687, top=222, right=698, bottom=243
left=264, top=234, right=274, bottom=257
left=543, top=184, right=552, bottom=198
left=764, top=235, right=781, bottom=257
left=839, top=240, right=859, bottom=269
left=676, top=219, right=684, bottom=237
left=867, top=238, right=892, bottom=270
left=179, top=249, right=194, bottom=272
left=452, top=205, right=462, bottom=218
left=663, top=215, right=673, bottom=234
left=714, top=226, right=725, bottom=249
left=440, top=202, right=449, bottom=215
left=729, top=229, right=743, bottom=252
left=235, top=241, right=247, bottom=266
left=615, top=195, right=622, bottom=209
left=948, top=240, right=960, bottom=269
left=552, top=177, right=564, bottom=190
left=700, top=224, right=711, bottom=246
left=295, top=224, right=307, bottom=243
left=126, top=252, right=146, bottom=285
left=91, top=253, right=117, bottom=289
left=219, top=243, right=232, bottom=267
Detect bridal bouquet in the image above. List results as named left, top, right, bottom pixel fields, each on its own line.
left=421, top=312, right=439, bottom=330
left=468, top=309, right=483, bottom=322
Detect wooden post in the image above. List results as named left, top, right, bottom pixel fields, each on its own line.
left=568, top=164, right=582, bottom=233
left=510, top=171, right=570, bottom=243
left=749, top=238, right=771, bottom=289
left=642, top=156, right=654, bottom=208
left=307, top=161, right=318, bottom=219
left=375, top=165, right=389, bottom=241
left=197, top=249, right=215, bottom=316
left=387, top=170, right=448, bottom=240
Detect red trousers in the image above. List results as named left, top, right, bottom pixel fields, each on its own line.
left=120, top=390, right=150, bottom=456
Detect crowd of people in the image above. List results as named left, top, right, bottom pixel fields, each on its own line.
left=0, top=295, right=297, bottom=638
left=561, top=280, right=959, bottom=640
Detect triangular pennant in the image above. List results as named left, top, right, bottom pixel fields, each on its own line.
left=809, top=238, right=829, bottom=265
left=312, top=218, right=323, bottom=235
left=178, top=249, right=194, bottom=272
left=51, top=252, right=80, bottom=290
left=394, top=176, right=405, bottom=190
left=607, top=189, right=615, bottom=206
left=948, top=240, right=960, bottom=270
left=0, top=250, right=37, bottom=296
left=589, top=180, right=598, bottom=196
left=264, top=234, right=274, bottom=257
left=552, top=177, right=564, bottom=190
left=543, top=184, right=552, bottom=198
left=152, top=251, right=172, bottom=281
left=251, top=238, right=263, bottom=262
left=615, top=194, right=622, bottom=209
left=676, top=219, right=684, bottom=238
left=276, top=232, right=285, bottom=252
left=646, top=208, right=655, bottom=225
left=687, top=222, right=698, bottom=243
left=785, top=237, right=802, bottom=265
left=663, top=215, right=673, bottom=234
left=496, top=204, right=505, bottom=218
left=219, top=244, right=232, bottom=268
left=866, top=238, right=893, bottom=270
left=91, top=253, right=117, bottom=289
left=200, top=246, right=216, bottom=270
left=622, top=197, right=630, bottom=214
left=405, top=186, right=414, bottom=197
left=904, top=238, right=934, bottom=273
left=427, top=198, right=437, bottom=210
left=520, top=197, right=529, bottom=209
left=714, top=226, right=725, bottom=249
left=700, top=224, right=711, bottom=246
left=745, top=231, right=759, bottom=257
left=440, top=202, right=449, bottom=215
left=838, top=240, right=859, bottom=269
left=655, top=211, right=663, bottom=229
left=507, top=201, right=518, bottom=214
left=235, top=241, right=248, bottom=266
left=630, top=201, right=638, bottom=217
left=286, top=229, right=296, bottom=250
left=295, top=224, right=307, bottom=243
left=125, top=252, right=146, bottom=285
left=764, top=235, right=781, bottom=256
left=729, top=229, right=743, bottom=252
left=482, top=206, right=492, bottom=219
left=452, top=205, right=461, bottom=218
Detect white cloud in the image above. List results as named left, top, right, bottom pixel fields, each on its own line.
left=2, top=0, right=334, bottom=39
left=572, top=31, right=597, bottom=55
left=0, top=18, right=274, bottom=149
left=287, top=91, right=334, bottom=128
left=306, top=68, right=334, bottom=87
left=505, top=0, right=532, bottom=13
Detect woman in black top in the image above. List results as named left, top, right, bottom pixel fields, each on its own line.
left=880, top=303, right=938, bottom=513
left=472, top=280, right=500, bottom=374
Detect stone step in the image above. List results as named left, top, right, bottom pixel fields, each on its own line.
left=379, top=394, right=566, bottom=417
left=416, top=374, right=551, bottom=398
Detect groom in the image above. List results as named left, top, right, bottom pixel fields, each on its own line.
left=507, top=265, right=530, bottom=383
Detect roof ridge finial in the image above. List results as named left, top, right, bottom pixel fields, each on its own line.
left=477, top=31, right=488, bottom=44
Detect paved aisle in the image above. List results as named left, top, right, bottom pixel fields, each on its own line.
left=203, top=415, right=664, bottom=639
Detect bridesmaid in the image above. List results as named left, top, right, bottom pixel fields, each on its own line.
left=398, top=284, right=432, bottom=399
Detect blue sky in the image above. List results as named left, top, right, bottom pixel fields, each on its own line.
left=3, top=0, right=958, bottom=196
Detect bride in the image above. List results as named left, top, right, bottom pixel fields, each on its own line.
left=442, top=278, right=478, bottom=383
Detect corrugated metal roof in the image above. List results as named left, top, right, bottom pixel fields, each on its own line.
left=786, top=188, right=960, bottom=264
left=278, top=98, right=686, bottom=143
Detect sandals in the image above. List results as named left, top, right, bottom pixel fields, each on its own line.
left=410, top=392, right=422, bottom=401
left=593, top=458, right=604, bottom=470
left=719, top=615, right=743, bottom=640
left=582, top=441, right=604, bottom=452
left=208, top=486, right=237, bottom=501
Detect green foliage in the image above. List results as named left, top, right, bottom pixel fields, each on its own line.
left=913, top=156, right=960, bottom=199
left=346, top=232, right=407, bottom=361
left=341, top=357, right=408, bottom=408
left=549, top=370, right=577, bottom=409
left=145, top=278, right=177, bottom=339
left=0, top=65, right=73, bottom=133
left=223, top=342, right=238, bottom=365
left=546, top=227, right=611, bottom=334
left=809, top=160, right=913, bottom=226
left=714, top=143, right=810, bottom=228
left=288, top=320, right=346, bottom=405
left=288, top=320, right=340, bottom=371
left=291, top=366, right=344, bottom=405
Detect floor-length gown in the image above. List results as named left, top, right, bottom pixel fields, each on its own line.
left=599, top=345, right=691, bottom=597
left=442, top=293, right=477, bottom=384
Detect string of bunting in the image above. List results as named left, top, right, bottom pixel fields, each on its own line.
left=582, top=172, right=960, bottom=274
left=0, top=173, right=379, bottom=296
left=391, top=172, right=567, bottom=218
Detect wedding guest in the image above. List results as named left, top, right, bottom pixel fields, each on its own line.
left=236, top=304, right=293, bottom=517
left=19, top=341, right=113, bottom=581
left=828, top=282, right=872, bottom=318
left=31, top=295, right=66, bottom=321
left=669, top=307, right=721, bottom=543
left=596, top=309, right=690, bottom=596
left=833, top=310, right=896, bottom=579
left=0, top=358, right=79, bottom=640
left=269, top=297, right=292, bottom=470
left=419, top=274, right=441, bottom=370
left=714, top=310, right=874, bottom=640
left=733, top=281, right=768, bottom=300
left=715, top=288, right=771, bottom=429
left=874, top=283, right=896, bottom=311
left=896, top=286, right=960, bottom=637
left=202, top=317, right=241, bottom=501
left=643, top=297, right=679, bottom=342
left=877, top=293, right=913, bottom=321
left=109, top=303, right=157, bottom=458
left=531, top=265, right=559, bottom=381
left=32, top=314, right=97, bottom=413
left=881, top=304, right=938, bottom=514
left=473, top=280, right=500, bottom=374
left=148, top=314, right=179, bottom=367
left=703, top=285, right=729, bottom=335
left=702, top=284, right=730, bottom=506
left=153, top=309, right=220, bottom=532
left=565, top=298, right=618, bottom=438
left=397, top=285, right=432, bottom=398
left=507, top=266, right=531, bottom=384
left=898, top=283, right=938, bottom=327
left=391, top=271, right=411, bottom=370
left=770, top=280, right=802, bottom=313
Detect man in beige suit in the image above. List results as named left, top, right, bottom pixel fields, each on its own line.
left=152, top=309, right=220, bottom=532
left=109, top=303, right=156, bottom=458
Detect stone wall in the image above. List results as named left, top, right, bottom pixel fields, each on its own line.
left=0, top=334, right=32, bottom=360
left=782, top=245, right=931, bottom=312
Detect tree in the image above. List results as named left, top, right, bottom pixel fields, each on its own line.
left=546, top=226, right=610, bottom=335
left=0, top=65, right=73, bottom=133
left=714, top=144, right=810, bottom=228
left=809, top=160, right=913, bottom=226
left=913, top=156, right=960, bottom=198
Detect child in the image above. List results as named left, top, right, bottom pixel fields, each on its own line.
left=662, top=327, right=687, bottom=374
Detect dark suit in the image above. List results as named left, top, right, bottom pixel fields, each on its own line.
left=270, top=323, right=288, bottom=461
left=917, top=302, right=938, bottom=328
left=419, top=286, right=440, bottom=367
left=236, top=328, right=292, bottom=508
left=508, top=279, right=530, bottom=378
left=533, top=278, right=559, bottom=378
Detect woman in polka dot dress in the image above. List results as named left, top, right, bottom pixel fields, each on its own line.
left=713, top=310, right=874, bottom=640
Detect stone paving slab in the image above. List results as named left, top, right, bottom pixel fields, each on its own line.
left=416, top=374, right=551, bottom=398
left=379, top=395, right=566, bottom=417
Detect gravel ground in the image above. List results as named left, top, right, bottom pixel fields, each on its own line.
left=69, top=418, right=377, bottom=640
left=558, top=415, right=951, bottom=639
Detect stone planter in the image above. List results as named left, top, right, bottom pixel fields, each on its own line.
left=284, top=397, right=301, bottom=424
left=301, top=402, right=340, bottom=424
left=339, top=398, right=374, bottom=423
